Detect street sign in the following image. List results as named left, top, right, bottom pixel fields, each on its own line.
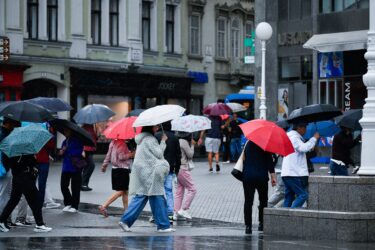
left=0, top=37, right=10, bottom=62
left=244, top=56, right=255, bottom=64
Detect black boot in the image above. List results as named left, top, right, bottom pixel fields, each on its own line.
left=245, top=225, right=252, bottom=234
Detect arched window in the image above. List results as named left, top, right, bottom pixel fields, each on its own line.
left=231, top=18, right=240, bottom=58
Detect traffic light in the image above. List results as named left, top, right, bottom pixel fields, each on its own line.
left=0, top=37, right=10, bottom=62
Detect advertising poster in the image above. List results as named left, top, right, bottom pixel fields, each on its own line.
left=278, top=87, right=289, bottom=120
left=318, top=52, right=344, bottom=78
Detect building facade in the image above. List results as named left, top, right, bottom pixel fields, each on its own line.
left=255, top=0, right=369, bottom=121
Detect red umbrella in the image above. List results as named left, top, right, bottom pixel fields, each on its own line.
left=239, top=119, right=294, bottom=157
left=103, top=117, right=141, bottom=140
left=203, top=103, right=232, bottom=116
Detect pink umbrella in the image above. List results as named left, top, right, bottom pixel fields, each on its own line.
left=203, top=103, right=232, bottom=116
left=103, top=117, right=141, bottom=140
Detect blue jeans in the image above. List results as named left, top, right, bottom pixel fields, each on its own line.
left=329, top=161, right=349, bottom=176
left=164, top=173, right=174, bottom=216
left=37, top=163, right=49, bottom=207
left=282, top=176, right=308, bottom=208
left=121, top=195, right=170, bottom=230
left=230, top=138, right=242, bottom=162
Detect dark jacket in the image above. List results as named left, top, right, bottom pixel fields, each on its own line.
left=332, top=131, right=359, bottom=166
left=10, top=154, right=38, bottom=176
left=243, top=141, right=275, bottom=183
left=0, top=126, right=17, bottom=172
left=155, top=130, right=181, bottom=175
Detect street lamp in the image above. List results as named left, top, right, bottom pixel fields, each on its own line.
left=255, top=22, right=273, bottom=120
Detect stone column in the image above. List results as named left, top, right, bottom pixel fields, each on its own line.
left=118, top=0, right=127, bottom=47
left=359, top=1, right=375, bottom=175
left=127, top=0, right=143, bottom=63
left=69, top=0, right=86, bottom=58
left=57, top=0, right=65, bottom=41
left=57, top=85, right=69, bottom=148
left=0, top=0, right=5, bottom=36
left=101, top=0, right=110, bottom=45
left=38, top=0, right=47, bottom=40
left=5, top=0, right=23, bottom=54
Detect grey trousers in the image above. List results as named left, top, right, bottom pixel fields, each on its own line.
left=0, top=171, right=12, bottom=214
left=268, top=173, right=285, bottom=207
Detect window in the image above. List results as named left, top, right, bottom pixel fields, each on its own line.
left=319, top=79, right=344, bottom=109
left=231, top=18, right=240, bottom=58
left=27, top=0, right=39, bottom=39
left=244, top=21, right=253, bottom=57
left=91, top=0, right=101, bottom=45
left=166, top=5, right=174, bottom=53
left=189, top=14, right=200, bottom=55
left=109, top=0, right=119, bottom=46
left=319, top=0, right=369, bottom=13
left=47, top=0, right=58, bottom=41
left=279, top=57, right=301, bottom=80
left=142, top=1, right=151, bottom=50
left=216, top=18, right=226, bottom=58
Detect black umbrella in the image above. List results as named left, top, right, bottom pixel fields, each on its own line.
left=275, top=120, right=290, bottom=130
left=0, top=101, right=54, bottom=122
left=126, top=109, right=145, bottom=117
left=287, top=104, right=342, bottom=124
left=73, top=104, right=115, bottom=124
left=335, top=109, right=362, bottom=130
left=26, top=97, right=73, bottom=112
left=49, top=119, right=95, bottom=146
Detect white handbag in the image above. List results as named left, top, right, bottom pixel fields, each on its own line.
left=231, top=141, right=248, bottom=181
left=187, top=159, right=195, bottom=171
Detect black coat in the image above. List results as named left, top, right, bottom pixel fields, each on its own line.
left=155, top=130, right=181, bottom=175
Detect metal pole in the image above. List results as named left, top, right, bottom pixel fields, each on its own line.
left=259, top=40, right=267, bottom=120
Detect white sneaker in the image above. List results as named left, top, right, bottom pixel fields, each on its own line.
left=178, top=209, right=192, bottom=220
left=26, top=216, right=35, bottom=224
left=0, top=223, right=9, bottom=233
left=45, top=202, right=61, bottom=209
left=34, top=225, right=52, bottom=233
left=119, top=222, right=131, bottom=232
left=149, top=216, right=155, bottom=223
left=62, top=206, right=71, bottom=212
left=67, top=207, right=78, bottom=213
left=172, top=212, right=178, bottom=221
left=157, top=228, right=176, bottom=233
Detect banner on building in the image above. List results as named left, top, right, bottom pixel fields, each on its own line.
left=318, top=52, right=344, bottom=78
left=278, top=87, right=289, bottom=121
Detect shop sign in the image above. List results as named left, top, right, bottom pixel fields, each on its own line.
left=158, top=82, right=176, bottom=91
left=0, top=37, right=10, bottom=61
left=244, top=56, right=255, bottom=64
left=344, top=82, right=350, bottom=111
left=278, top=31, right=312, bottom=47
left=318, top=52, right=343, bottom=78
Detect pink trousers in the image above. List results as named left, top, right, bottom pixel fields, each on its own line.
left=174, top=168, right=197, bottom=211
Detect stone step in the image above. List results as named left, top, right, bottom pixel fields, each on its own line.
left=308, top=176, right=375, bottom=212
left=264, top=208, right=375, bottom=242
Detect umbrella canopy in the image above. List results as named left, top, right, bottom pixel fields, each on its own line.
left=0, top=124, right=52, bottom=157
left=50, top=119, right=95, bottom=146
left=304, top=120, right=340, bottom=139
left=133, top=105, right=185, bottom=127
left=103, top=117, right=141, bottom=140
left=275, top=120, right=290, bottom=130
left=0, top=101, right=53, bottom=123
left=239, top=119, right=294, bottom=157
left=203, top=103, right=232, bottom=116
left=225, top=102, right=246, bottom=113
left=171, top=115, right=211, bottom=133
left=126, top=109, right=146, bottom=117
left=335, top=109, right=363, bottom=130
left=287, top=104, right=342, bottom=124
left=73, top=104, right=115, bottom=124
left=26, top=97, right=73, bottom=112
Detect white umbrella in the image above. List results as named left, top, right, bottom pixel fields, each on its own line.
left=133, top=104, right=185, bottom=127
left=171, top=115, right=211, bottom=133
left=226, top=102, right=246, bottom=112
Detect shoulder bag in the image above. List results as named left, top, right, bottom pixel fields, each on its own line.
left=231, top=141, right=248, bottom=181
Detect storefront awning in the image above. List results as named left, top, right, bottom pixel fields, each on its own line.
left=187, top=71, right=208, bottom=84
left=303, top=30, right=368, bottom=52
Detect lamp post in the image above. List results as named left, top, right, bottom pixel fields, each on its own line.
left=255, top=22, right=273, bottom=120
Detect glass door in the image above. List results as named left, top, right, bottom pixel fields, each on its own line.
left=318, top=79, right=344, bottom=109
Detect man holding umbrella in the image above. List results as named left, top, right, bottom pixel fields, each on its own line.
left=281, top=122, right=319, bottom=208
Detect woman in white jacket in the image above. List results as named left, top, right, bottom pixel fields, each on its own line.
left=174, top=132, right=197, bottom=220
left=118, top=126, right=174, bottom=233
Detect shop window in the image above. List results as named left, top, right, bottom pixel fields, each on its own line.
left=0, top=92, right=5, bottom=102
left=216, top=18, right=226, bottom=58
left=91, top=0, right=101, bottom=45
left=166, top=5, right=175, bottom=53
left=142, top=1, right=151, bottom=50
left=47, top=0, right=58, bottom=41
left=302, top=55, right=312, bottom=80
left=10, top=91, right=17, bottom=101
left=231, top=17, right=240, bottom=58
left=110, top=0, right=119, bottom=46
left=319, top=0, right=369, bottom=13
left=358, top=0, right=369, bottom=8
left=189, top=14, right=201, bottom=55
left=146, top=97, right=157, bottom=108
left=344, top=0, right=356, bottom=9
left=27, top=0, right=39, bottom=39
left=319, top=79, right=344, bottom=109
left=279, top=57, right=301, bottom=80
